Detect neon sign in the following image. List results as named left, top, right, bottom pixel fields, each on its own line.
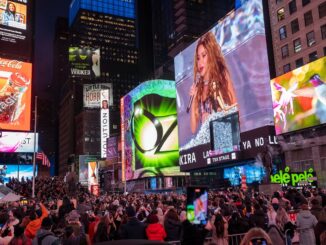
left=270, top=167, right=316, bottom=186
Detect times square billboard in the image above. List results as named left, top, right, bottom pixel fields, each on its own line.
left=121, top=80, right=186, bottom=181
left=174, top=0, right=274, bottom=171
left=0, top=0, right=33, bottom=60
left=271, top=57, right=326, bottom=135
left=0, top=57, right=32, bottom=131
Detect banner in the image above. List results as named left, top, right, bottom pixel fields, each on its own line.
left=100, top=89, right=109, bottom=158
left=0, top=0, right=33, bottom=59
left=0, top=132, right=38, bottom=152
left=106, top=136, right=118, bottom=160
left=0, top=57, right=32, bottom=131
left=69, top=47, right=100, bottom=78
left=88, top=161, right=98, bottom=191
left=83, top=83, right=113, bottom=108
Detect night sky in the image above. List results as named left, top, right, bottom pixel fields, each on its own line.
left=34, top=0, right=70, bottom=94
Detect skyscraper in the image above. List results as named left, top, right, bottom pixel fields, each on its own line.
left=58, top=0, right=141, bottom=175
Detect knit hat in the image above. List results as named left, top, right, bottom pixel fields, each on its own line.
left=272, top=198, right=279, bottom=204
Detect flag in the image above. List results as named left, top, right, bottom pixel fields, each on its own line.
left=36, top=152, right=51, bottom=167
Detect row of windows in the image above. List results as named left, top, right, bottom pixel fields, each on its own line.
left=280, top=27, right=323, bottom=59
left=283, top=48, right=324, bottom=74
left=277, top=1, right=326, bottom=22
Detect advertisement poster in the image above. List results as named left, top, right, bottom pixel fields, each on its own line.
left=174, top=0, right=273, bottom=171
left=121, top=80, right=186, bottom=180
left=100, top=89, right=109, bottom=158
left=271, top=57, right=326, bottom=134
left=88, top=161, right=98, bottom=191
left=0, top=132, right=38, bottom=152
left=0, top=0, right=32, bottom=59
left=0, top=57, right=32, bottom=131
left=106, top=136, right=118, bottom=160
left=83, top=83, right=113, bottom=108
left=69, top=47, right=100, bottom=78
left=78, top=155, right=97, bottom=185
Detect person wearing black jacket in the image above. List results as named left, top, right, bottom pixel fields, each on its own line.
left=164, top=208, right=182, bottom=242
left=119, top=206, right=146, bottom=240
left=249, top=204, right=268, bottom=230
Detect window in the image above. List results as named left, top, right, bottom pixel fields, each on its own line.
left=293, top=38, right=302, bottom=53
left=289, top=0, right=297, bottom=14
left=306, top=31, right=316, bottom=47
left=291, top=19, right=299, bottom=33
left=281, top=44, right=289, bottom=58
left=279, top=26, right=287, bottom=40
left=302, top=0, right=310, bottom=7
left=321, top=24, right=326, bottom=39
left=283, top=64, right=291, bottom=74
left=276, top=0, right=283, bottom=3
left=319, top=2, right=326, bottom=19
left=277, top=8, right=285, bottom=21
left=295, top=58, right=304, bottom=68
left=309, top=51, right=318, bottom=62
left=304, top=11, right=313, bottom=26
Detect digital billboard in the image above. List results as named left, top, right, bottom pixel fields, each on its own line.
left=271, top=57, right=326, bottom=135
left=100, top=89, right=110, bottom=158
left=69, top=47, right=100, bottom=78
left=0, top=132, right=38, bottom=152
left=0, top=164, right=37, bottom=184
left=0, top=57, right=32, bottom=131
left=83, top=83, right=113, bottom=108
left=224, top=163, right=266, bottom=186
left=79, top=155, right=98, bottom=185
left=0, top=0, right=32, bottom=59
left=121, top=80, right=185, bottom=180
left=174, top=0, right=273, bottom=171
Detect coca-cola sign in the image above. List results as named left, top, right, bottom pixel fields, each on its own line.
left=0, top=59, right=23, bottom=69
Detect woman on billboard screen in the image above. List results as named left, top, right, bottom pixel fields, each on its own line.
left=188, top=32, right=237, bottom=134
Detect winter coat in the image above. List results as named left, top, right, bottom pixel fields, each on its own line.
left=314, top=218, right=326, bottom=245
left=228, top=217, right=250, bottom=234
left=267, top=225, right=285, bottom=245
left=164, top=218, right=182, bottom=242
left=32, top=229, right=60, bottom=245
left=119, top=217, right=146, bottom=240
left=311, top=205, right=325, bottom=222
left=297, top=210, right=318, bottom=245
left=146, top=223, right=166, bottom=241
left=25, top=204, right=49, bottom=239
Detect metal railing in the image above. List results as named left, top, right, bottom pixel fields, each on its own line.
left=204, top=233, right=246, bottom=245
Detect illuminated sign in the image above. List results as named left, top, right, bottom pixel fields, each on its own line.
left=271, top=57, right=326, bottom=134
left=174, top=0, right=273, bottom=171
left=0, top=0, right=32, bottom=59
left=0, top=57, right=32, bottom=131
left=100, top=89, right=109, bottom=158
left=121, top=80, right=185, bottom=180
left=0, top=132, right=38, bottom=152
left=83, top=83, right=113, bottom=108
left=69, top=47, right=100, bottom=78
left=270, top=167, right=317, bottom=186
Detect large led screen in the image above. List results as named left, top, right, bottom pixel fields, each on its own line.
left=271, top=57, right=326, bottom=134
left=224, top=163, right=266, bottom=186
left=0, top=132, right=38, bottom=152
left=0, top=0, right=32, bottom=59
left=0, top=164, right=37, bottom=184
left=0, top=57, right=32, bottom=131
left=69, top=47, right=100, bottom=78
left=121, top=80, right=185, bottom=180
left=174, top=0, right=273, bottom=171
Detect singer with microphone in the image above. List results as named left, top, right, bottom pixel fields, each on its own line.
left=188, top=32, right=237, bottom=134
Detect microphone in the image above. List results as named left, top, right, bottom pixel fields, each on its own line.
left=186, top=74, right=200, bottom=113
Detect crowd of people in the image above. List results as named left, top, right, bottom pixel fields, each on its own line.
left=0, top=176, right=325, bottom=245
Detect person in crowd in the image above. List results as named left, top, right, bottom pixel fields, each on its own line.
left=76, top=196, right=92, bottom=216
left=228, top=211, right=250, bottom=235
left=119, top=206, right=146, bottom=240
left=249, top=203, right=268, bottom=230
left=240, top=227, right=273, bottom=245
left=25, top=203, right=48, bottom=239
left=209, top=213, right=228, bottom=245
left=93, top=220, right=109, bottom=243
left=164, top=208, right=182, bottom=242
left=314, top=210, right=326, bottom=245
left=311, top=199, right=325, bottom=222
left=58, top=197, right=74, bottom=222
left=297, top=201, right=318, bottom=245
left=32, top=217, right=60, bottom=245
left=146, top=213, right=166, bottom=241
left=8, top=225, right=32, bottom=245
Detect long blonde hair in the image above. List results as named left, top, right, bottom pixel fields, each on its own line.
left=193, top=32, right=236, bottom=107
